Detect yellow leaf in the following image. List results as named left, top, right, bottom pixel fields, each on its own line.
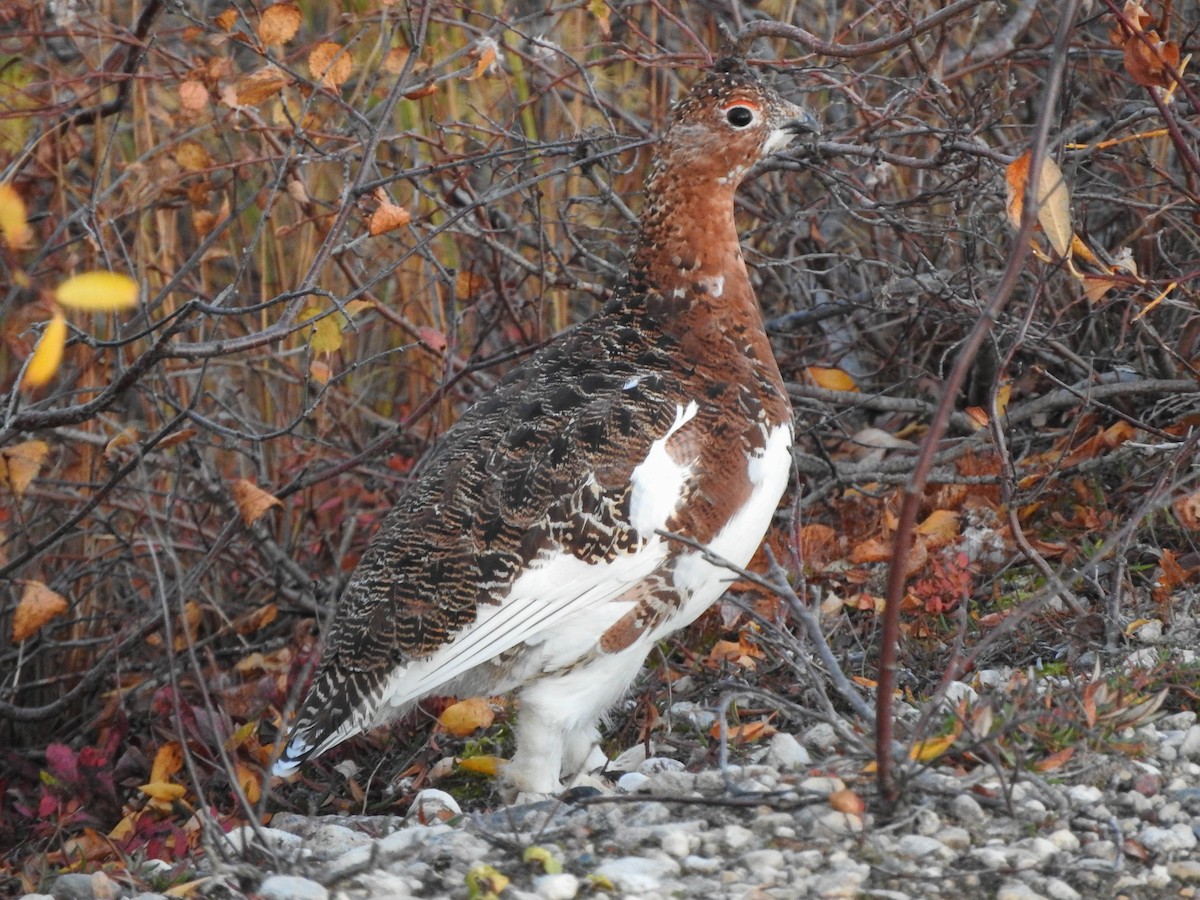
left=235, top=761, right=261, bottom=803
left=104, top=425, right=140, bottom=460
left=139, top=782, right=187, bottom=801
left=522, top=846, right=563, bottom=874
left=55, top=271, right=139, bottom=310
left=164, top=878, right=209, bottom=897
left=458, top=755, right=505, bottom=776
left=0, top=181, right=33, bottom=250
left=1005, top=150, right=1073, bottom=257
left=12, top=580, right=68, bottom=642
left=108, top=813, right=138, bottom=842
left=709, top=719, right=776, bottom=743
left=916, top=509, right=960, bottom=544
left=466, top=864, right=509, bottom=900
left=804, top=365, right=858, bottom=392
left=308, top=42, right=353, bottom=89
left=256, top=3, right=300, bottom=45
left=229, top=477, right=282, bottom=525
left=175, top=141, right=210, bottom=172
left=469, top=39, right=498, bottom=80
left=300, top=306, right=343, bottom=353
left=909, top=731, right=958, bottom=762
left=1, top=440, right=49, bottom=497
left=1081, top=276, right=1121, bottom=303
left=150, top=742, right=185, bottom=784
left=439, top=697, right=495, bottom=737
left=21, top=312, right=67, bottom=388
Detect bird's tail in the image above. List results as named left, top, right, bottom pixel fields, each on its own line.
left=273, top=668, right=383, bottom=777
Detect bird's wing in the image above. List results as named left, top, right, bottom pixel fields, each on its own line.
left=275, top=328, right=702, bottom=772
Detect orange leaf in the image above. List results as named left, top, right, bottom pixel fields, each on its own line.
left=233, top=66, right=290, bottom=106
left=417, top=325, right=448, bottom=354
left=235, top=761, right=261, bottom=803
left=1081, top=275, right=1121, bottom=303
left=1, top=440, right=49, bottom=497
left=0, top=181, right=34, bottom=250
left=438, top=697, right=495, bottom=737
left=308, top=42, right=353, bottom=89
left=1173, top=489, right=1200, bottom=530
left=21, top=313, right=67, bottom=388
left=829, top=788, right=865, bottom=815
left=229, top=478, right=282, bottom=525
left=369, top=199, right=411, bottom=236
left=710, top=719, right=776, bottom=744
left=179, top=79, right=208, bottom=112
left=469, top=38, right=498, bottom=80
left=384, top=48, right=410, bottom=75
left=12, top=580, right=68, bottom=642
left=804, top=365, right=858, bottom=392
left=257, top=3, right=301, bottom=45
left=1034, top=746, right=1076, bottom=773
left=455, top=271, right=487, bottom=300
left=1005, top=150, right=1073, bottom=256
left=213, top=7, right=239, bottom=31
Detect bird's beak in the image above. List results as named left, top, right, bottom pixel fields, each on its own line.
left=782, top=106, right=820, bottom=137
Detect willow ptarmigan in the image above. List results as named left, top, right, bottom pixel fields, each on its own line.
left=273, top=58, right=817, bottom=794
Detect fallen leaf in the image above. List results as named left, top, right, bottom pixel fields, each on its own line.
left=710, top=719, right=776, bottom=743
left=438, top=697, right=495, bottom=736
left=916, top=509, right=960, bottom=545
left=12, top=580, right=68, bottom=642
left=458, top=755, right=504, bottom=776
left=829, top=788, right=865, bottom=815
left=1034, top=746, right=1076, bottom=772
left=55, top=272, right=139, bottom=311
left=229, top=478, right=282, bottom=525
left=139, top=782, right=187, bottom=802
left=909, top=731, right=958, bottom=762
left=150, top=742, right=185, bottom=783
left=21, top=312, right=67, bottom=388
left=214, top=7, right=239, bottom=31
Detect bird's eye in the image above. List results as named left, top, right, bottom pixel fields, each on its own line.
left=725, top=105, right=755, bottom=128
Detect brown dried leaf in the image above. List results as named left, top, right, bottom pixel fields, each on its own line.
left=1005, top=150, right=1073, bottom=256
left=1081, top=275, right=1121, bottom=303
left=257, top=3, right=301, bottom=46
left=214, top=7, right=239, bottom=31
left=455, top=271, right=487, bottom=300
left=383, top=47, right=410, bottom=75
left=175, top=141, right=210, bottom=172
left=229, top=478, right=282, bottom=525
left=12, top=580, right=68, bottom=642
left=308, top=42, right=353, bottom=90
left=369, top=199, right=411, bottom=236
left=829, top=788, right=865, bottom=815
left=1173, top=489, right=1200, bottom=530
left=2, top=440, right=49, bottom=497
left=234, top=66, right=290, bottom=106
left=179, top=79, right=208, bottom=111
left=1123, top=31, right=1180, bottom=88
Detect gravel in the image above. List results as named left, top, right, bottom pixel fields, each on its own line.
left=20, top=670, right=1200, bottom=899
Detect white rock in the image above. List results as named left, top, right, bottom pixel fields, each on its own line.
left=1047, top=829, right=1080, bottom=852
left=668, top=701, right=717, bottom=730
left=996, top=880, right=1048, bottom=900
left=939, top=826, right=972, bottom=850
left=1148, top=865, right=1172, bottom=889
left=681, top=855, right=721, bottom=874
left=765, top=732, right=811, bottom=769
left=534, top=873, right=580, bottom=900
left=1082, top=839, right=1118, bottom=860
left=802, top=722, right=838, bottom=752
left=616, top=772, right=650, bottom=793
left=896, top=834, right=952, bottom=860
left=220, top=825, right=306, bottom=857
left=593, top=856, right=679, bottom=893
left=942, top=680, right=979, bottom=706
left=1066, top=784, right=1103, bottom=806
left=405, top=788, right=461, bottom=823
left=814, top=811, right=864, bottom=836
left=969, top=847, right=1009, bottom=869
left=639, top=757, right=685, bottom=776
left=809, top=862, right=869, bottom=898
left=742, top=848, right=785, bottom=870
left=722, top=824, right=755, bottom=851
left=1168, top=860, right=1200, bottom=881
left=308, top=823, right=371, bottom=860
left=660, top=830, right=691, bottom=859
left=610, top=743, right=649, bottom=771
left=1042, top=876, right=1082, bottom=900
left=257, top=875, right=328, bottom=900
left=950, top=793, right=986, bottom=824
left=1178, top=724, right=1200, bottom=759
left=798, top=776, right=845, bottom=798
left=1141, top=823, right=1198, bottom=854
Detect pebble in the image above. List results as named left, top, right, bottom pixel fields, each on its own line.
left=950, top=793, right=986, bottom=824
left=533, top=873, right=580, bottom=900
left=764, top=732, right=811, bottom=769
left=1141, top=823, right=1198, bottom=853
left=257, top=875, right=328, bottom=900
left=592, top=856, right=679, bottom=892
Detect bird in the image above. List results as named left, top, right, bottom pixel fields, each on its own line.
left=273, top=57, right=818, bottom=794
